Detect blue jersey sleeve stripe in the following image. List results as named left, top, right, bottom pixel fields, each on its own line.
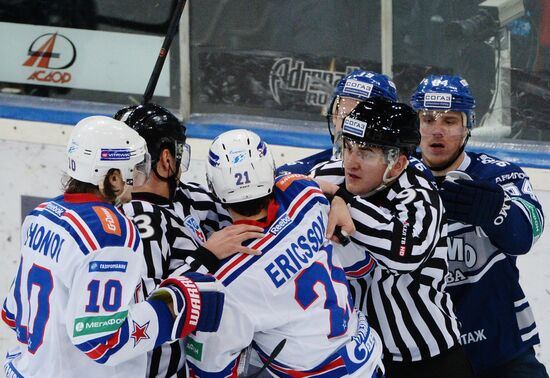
left=147, top=299, right=174, bottom=348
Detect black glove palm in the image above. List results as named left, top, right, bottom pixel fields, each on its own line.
left=440, top=179, right=510, bottom=230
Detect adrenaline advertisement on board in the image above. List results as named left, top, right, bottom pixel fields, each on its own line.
left=193, top=50, right=382, bottom=119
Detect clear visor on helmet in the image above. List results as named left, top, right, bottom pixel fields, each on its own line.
left=131, top=152, right=151, bottom=187
left=176, top=142, right=191, bottom=173
left=327, top=96, right=361, bottom=137
left=418, top=110, right=468, bottom=137
left=342, top=138, right=398, bottom=165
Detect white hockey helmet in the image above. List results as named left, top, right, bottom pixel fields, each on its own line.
left=206, top=129, right=275, bottom=203
left=66, top=116, right=150, bottom=187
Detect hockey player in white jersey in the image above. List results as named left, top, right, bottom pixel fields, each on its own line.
left=115, top=103, right=263, bottom=377
left=186, top=129, right=383, bottom=377
left=2, top=116, right=224, bottom=378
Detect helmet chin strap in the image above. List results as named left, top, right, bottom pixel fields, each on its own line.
left=114, top=184, right=132, bottom=207
left=98, top=174, right=131, bottom=206
left=362, top=150, right=406, bottom=198
left=153, top=161, right=180, bottom=200
left=332, top=131, right=343, bottom=159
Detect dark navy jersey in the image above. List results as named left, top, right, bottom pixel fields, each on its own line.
left=275, top=148, right=333, bottom=177
left=442, top=151, right=544, bottom=372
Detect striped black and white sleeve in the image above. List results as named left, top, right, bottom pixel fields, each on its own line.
left=175, top=182, right=232, bottom=237
left=122, top=200, right=218, bottom=297
left=346, top=170, right=445, bottom=274
left=310, top=158, right=345, bottom=185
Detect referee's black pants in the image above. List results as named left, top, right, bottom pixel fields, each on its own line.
left=383, top=345, right=474, bottom=378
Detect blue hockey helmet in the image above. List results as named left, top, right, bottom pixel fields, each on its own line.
left=410, top=75, right=476, bottom=129
left=327, top=69, right=398, bottom=144
left=331, top=69, right=398, bottom=104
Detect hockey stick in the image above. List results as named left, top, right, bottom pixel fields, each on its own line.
left=245, top=339, right=286, bottom=378
left=334, top=225, right=350, bottom=246
left=142, top=0, right=187, bottom=104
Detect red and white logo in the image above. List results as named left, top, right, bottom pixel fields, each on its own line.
left=23, top=32, right=76, bottom=84
left=131, top=321, right=150, bottom=347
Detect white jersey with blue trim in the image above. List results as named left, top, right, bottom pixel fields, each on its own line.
left=441, top=152, right=545, bottom=372
left=186, top=175, right=383, bottom=377
left=2, top=194, right=176, bottom=378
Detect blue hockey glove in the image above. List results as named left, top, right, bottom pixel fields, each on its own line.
left=440, top=179, right=511, bottom=230
left=150, top=273, right=224, bottom=339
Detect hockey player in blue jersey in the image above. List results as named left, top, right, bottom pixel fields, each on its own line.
left=276, top=69, right=398, bottom=177
left=2, top=116, right=224, bottom=377
left=411, top=75, right=548, bottom=377
left=186, top=129, right=384, bottom=377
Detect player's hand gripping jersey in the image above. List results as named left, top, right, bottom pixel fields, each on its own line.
left=2, top=194, right=210, bottom=378
left=440, top=152, right=545, bottom=372
left=186, top=176, right=383, bottom=378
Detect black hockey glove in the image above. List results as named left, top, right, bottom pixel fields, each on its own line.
left=440, top=179, right=511, bottom=230
left=150, top=272, right=224, bottom=339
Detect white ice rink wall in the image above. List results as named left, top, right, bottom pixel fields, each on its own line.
left=1, top=116, right=550, bottom=368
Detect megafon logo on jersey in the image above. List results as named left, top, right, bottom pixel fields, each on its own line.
left=269, top=57, right=358, bottom=107
left=23, top=32, right=76, bottom=84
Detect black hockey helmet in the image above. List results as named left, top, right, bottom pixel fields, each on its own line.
left=342, top=97, right=420, bottom=154
left=114, top=103, right=189, bottom=170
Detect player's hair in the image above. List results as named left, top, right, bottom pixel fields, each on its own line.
left=63, top=168, right=119, bottom=202
left=226, top=193, right=274, bottom=217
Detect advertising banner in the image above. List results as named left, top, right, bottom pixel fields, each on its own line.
left=0, top=22, right=170, bottom=96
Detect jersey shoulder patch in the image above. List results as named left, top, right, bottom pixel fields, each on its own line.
left=92, top=206, right=122, bottom=236
left=275, top=174, right=313, bottom=192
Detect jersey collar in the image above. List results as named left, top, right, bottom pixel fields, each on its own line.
left=233, top=198, right=280, bottom=229
left=64, top=193, right=107, bottom=203
left=132, top=191, right=171, bottom=206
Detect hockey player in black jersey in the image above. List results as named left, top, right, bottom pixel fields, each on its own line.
left=115, top=103, right=263, bottom=377
left=317, top=97, right=473, bottom=378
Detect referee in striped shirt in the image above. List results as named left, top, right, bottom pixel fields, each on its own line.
left=318, top=97, right=473, bottom=378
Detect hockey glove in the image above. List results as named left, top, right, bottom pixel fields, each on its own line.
left=150, top=273, right=224, bottom=339
left=440, top=179, right=511, bottom=231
